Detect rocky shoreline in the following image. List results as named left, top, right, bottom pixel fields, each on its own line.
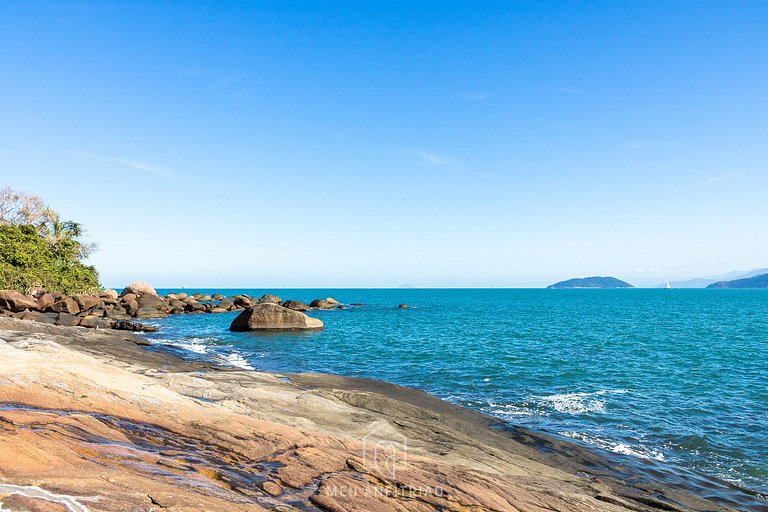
left=0, top=316, right=765, bottom=511
left=0, top=282, right=345, bottom=333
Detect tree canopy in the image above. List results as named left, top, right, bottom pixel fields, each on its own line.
left=0, top=186, right=100, bottom=294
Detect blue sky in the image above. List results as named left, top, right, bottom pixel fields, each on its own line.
left=1, top=1, right=767, bottom=287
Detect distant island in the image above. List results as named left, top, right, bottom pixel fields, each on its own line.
left=664, top=268, right=768, bottom=288
left=548, top=276, right=634, bottom=289
left=706, top=272, right=768, bottom=289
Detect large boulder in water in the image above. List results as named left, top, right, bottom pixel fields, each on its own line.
left=282, top=300, right=310, bottom=312
left=259, top=293, right=282, bottom=304
left=310, top=298, right=340, bottom=309
left=120, top=281, right=159, bottom=298
left=229, top=303, right=323, bottom=331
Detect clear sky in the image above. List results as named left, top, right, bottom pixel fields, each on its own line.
left=1, top=1, right=767, bottom=288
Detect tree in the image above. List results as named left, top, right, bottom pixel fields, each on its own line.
left=0, top=186, right=100, bottom=294
left=0, top=186, right=53, bottom=230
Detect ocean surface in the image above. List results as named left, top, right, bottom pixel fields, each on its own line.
left=146, top=288, right=768, bottom=497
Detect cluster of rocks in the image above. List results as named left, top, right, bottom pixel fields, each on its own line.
left=0, top=281, right=347, bottom=332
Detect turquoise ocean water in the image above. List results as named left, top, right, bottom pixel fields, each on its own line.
left=147, top=289, right=768, bottom=497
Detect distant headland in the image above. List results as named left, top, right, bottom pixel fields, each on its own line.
left=548, top=276, right=634, bottom=289
left=706, top=272, right=768, bottom=289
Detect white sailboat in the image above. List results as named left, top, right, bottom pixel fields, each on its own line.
left=665, top=281, right=672, bottom=289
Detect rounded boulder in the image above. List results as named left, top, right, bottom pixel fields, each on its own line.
left=229, top=303, right=323, bottom=331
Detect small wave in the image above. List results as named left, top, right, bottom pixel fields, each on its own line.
left=540, top=389, right=627, bottom=414
left=218, top=352, right=254, bottom=370
left=151, top=337, right=210, bottom=354
left=480, top=400, right=536, bottom=419
left=560, top=431, right=666, bottom=461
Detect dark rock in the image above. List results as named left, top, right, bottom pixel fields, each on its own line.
left=185, top=301, right=206, bottom=313
left=260, top=293, right=282, bottom=304
left=20, top=311, right=57, bottom=324
left=137, top=295, right=165, bottom=309
left=89, top=307, right=108, bottom=318
left=37, top=293, right=55, bottom=310
left=47, top=297, right=80, bottom=315
left=229, top=303, right=323, bottom=331
left=112, top=319, right=158, bottom=332
left=398, top=304, right=409, bottom=309
left=282, top=300, right=311, bottom=312
left=170, top=307, right=185, bottom=315
left=168, top=299, right=185, bottom=308
left=212, top=293, right=225, bottom=300
left=125, top=300, right=139, bottom=316
left=56, top=313, right=80, bottom=326
left=217, top=299, right=234, bottom=310
left=350, top=303, right=365, bottom=307
left=310, top=298, right=340, bottom=309
left=73, top=294, right=102, bottom=312
left=80, top=315, right=114, bottom=329
left=233, top=296, right=252, bottom=308
left=121, top=293, right=138, bottom=303
left=0, top=290, right=40, bottom=312
left=105, top=307, right=127, bottom=319
left=134, top=307, right=166, bottom=319
left=28, top=287, right=47, bottom=299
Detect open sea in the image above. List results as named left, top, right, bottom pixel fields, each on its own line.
left=146, top=288, right=768, bottom=498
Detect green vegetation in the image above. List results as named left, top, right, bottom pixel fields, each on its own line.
left=548, top=276, right=634, bottom=289
left=706, top=273, right=768, bottom=289
left=0, top=186, right=100, bottom=294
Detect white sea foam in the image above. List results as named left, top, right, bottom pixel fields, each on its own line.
left=559, top=431, right=666, bottom=461
left=151, top=337, right=211, bottom=354
left=218, top=352, right=254, bottom=370
left=486, top=402, right=534, bottom=418
left=540, top=389, right=627, bottom=414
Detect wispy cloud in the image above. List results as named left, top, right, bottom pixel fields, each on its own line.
left=458, top=92, right=489, bottom=101
left=547, top=87, right=587, bottom=95
left=69, top=152, right=174, bottom=178
left=407, top=151, right=498, bottom=177
left=705, top=173, right=734, bottom=185
left=0, top=148, right=173, bottom=178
